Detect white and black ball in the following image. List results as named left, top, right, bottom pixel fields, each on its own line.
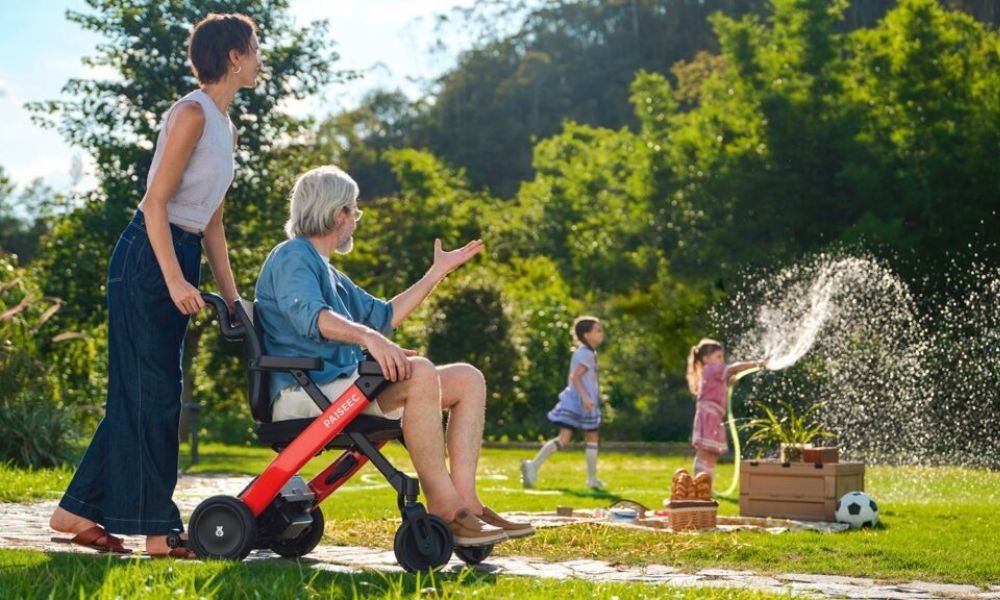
left=835, top=491, right=879, bottom=529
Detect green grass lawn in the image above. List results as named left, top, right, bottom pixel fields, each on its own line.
left=0, top=550, right=800, bottom=600
left=4, top=442, right=999, bottom=595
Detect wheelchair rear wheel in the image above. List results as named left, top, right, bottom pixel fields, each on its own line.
left=393, top=515, right=453, bottom=572
left=268, top=506, right=325, bottom=558
left=454, top=543, right=493, bottom=565
left=189, top=495, right=257, bottom=560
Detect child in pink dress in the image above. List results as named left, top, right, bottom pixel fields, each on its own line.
left=686, top=339, right=766, bottom=482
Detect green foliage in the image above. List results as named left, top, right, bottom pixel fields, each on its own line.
left=311, top=90, right=423, bottom=199
left=25, top=0, right=346, bottom=442
left=495, top=257, right=581, bottom=439
left=424, top=0, right=776, bottom=196
left=839, top=0, right=1000, bottom=269
left=0, top=548, right=797, bottom=600
left=426, top=278, right=520, bottom=428
left=28, top=0, right=342, bottom=327
left=0, top=170, right=53, bottom=264
left=0, top=255, right=79, bottom=467
left=741, top=400, right=835, bottom=458
left=16, top=0, right=1000, bottom=445
left=0, top=400, right=75, bottom=469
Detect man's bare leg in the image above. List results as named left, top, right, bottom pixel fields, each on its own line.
left=438, top=363, right=487, bottom=513
left=376, top=357, right=466, bottom=520
left=438, top=362, right=535, bottom=538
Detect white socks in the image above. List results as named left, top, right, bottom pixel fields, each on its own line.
left=586, top=442, right=599, bottom=482
left=693, top=457, right=713, bottom=479
left=532, top=438, right=562, bottom=468
left=529, top=439, right=603, bottom=487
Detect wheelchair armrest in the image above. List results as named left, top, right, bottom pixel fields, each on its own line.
left=254, top=355, right=324, bottom=371
left=354, top=355, right=389, bottom=401
left=358, top=359, right=384, bottom=376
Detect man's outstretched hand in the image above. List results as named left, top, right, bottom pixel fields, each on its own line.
left=432, top=238, right=484, bottom=278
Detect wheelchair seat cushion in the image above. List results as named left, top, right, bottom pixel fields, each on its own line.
left=257, top=413, right=403, bottom=450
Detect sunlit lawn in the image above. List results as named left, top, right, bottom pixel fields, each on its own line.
left=0, top=549, right=806, bottom=599
left=4, top=442, right=1000, bottom=591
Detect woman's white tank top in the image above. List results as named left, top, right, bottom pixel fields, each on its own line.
left=139, top=89, right=235, bottom=230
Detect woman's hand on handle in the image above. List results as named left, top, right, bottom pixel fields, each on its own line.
left=168, top=278, right=205, bottom=315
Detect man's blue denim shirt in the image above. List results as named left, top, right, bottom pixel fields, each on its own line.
left=254, top=236, right=394, bottom=400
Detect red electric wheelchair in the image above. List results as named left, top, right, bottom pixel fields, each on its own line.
left=171, top=293, right=493, bottom=571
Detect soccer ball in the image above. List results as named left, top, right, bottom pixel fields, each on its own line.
left=835, top=491, right=879, bottom=529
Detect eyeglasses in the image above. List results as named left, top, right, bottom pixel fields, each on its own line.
left=347, top=205, right=363, bottom=222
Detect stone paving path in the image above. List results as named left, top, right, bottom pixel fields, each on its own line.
left=3, top=474, right=998, bottom=600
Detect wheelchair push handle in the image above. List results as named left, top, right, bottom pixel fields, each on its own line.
left=201, top=292, right=247, bottom=339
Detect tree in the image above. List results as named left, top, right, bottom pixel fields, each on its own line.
left=28, top=0, right=342, bottom=328
left=26, top=0, right=344, bottom=440
left=310, top=90, right=425, bottom=200
left=0, top=169, right=54, bottom=265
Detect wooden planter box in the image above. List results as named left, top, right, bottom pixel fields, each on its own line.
left=739, top=460, right=864, bottom=521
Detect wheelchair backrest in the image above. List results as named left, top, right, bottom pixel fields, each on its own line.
left=234, top=301, right=274, bottom=423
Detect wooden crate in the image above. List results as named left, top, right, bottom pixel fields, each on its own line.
left=739, top=460, right=864, bottom=521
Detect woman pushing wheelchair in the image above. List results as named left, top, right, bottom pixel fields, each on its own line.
left=50, top=13, right=259, bottom=558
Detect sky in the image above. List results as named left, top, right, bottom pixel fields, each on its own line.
left=0, top=0, right=476, bottom=193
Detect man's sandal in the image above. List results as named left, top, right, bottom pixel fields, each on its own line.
left=148, top=530, right=198, bottom=559
left=50, top=525, right=131, bottom=554
left=147, top=547, right=198, bottom=559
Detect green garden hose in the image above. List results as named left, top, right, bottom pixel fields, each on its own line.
left=715, top=366, right=763, bottom=497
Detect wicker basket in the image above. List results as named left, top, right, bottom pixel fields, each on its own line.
left=664, top=500, right=718, bottom=531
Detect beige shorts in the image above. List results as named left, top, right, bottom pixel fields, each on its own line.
left=272, top=369, right=404, bottom=422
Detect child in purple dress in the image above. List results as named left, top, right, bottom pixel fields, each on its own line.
left=521, top=316, right=605, bottom=489
left=687, top=338, right=767, bottom=483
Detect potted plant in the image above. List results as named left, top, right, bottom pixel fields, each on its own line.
left=742, top=400, right=835, bottom=462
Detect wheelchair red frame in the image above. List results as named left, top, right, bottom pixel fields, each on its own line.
left=178, top=293, right=493, bottom=571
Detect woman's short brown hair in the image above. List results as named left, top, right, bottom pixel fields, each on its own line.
left=188, top=13, right=257, bottom=84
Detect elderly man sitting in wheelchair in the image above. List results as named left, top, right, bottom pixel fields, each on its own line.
left=254, top=164, right=533, bottom=549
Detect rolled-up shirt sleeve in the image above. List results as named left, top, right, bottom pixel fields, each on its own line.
left=358, top=289, right=394, bottom=336
left=273, top=256, right=329, bottom=342
left=340, top=272, right=394, bottom=336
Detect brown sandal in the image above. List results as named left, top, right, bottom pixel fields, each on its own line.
left=147, top=547, right=198, bottom=560
left=51, top=525, right=132, bottom=554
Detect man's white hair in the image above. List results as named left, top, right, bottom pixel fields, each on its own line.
left=284, top=165, right=359, bottom=239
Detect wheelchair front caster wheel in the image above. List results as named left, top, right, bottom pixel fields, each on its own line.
left=454, top=543, right=493, bottom=565
left=393, top=515, right=453, bottom=572
left=189, top=495, right=257, bottom=560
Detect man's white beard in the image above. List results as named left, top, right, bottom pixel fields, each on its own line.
left=335, top=235, right=354, bottom=254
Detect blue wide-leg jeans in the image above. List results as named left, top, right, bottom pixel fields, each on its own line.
left=58, top=210, right=202, bottom=535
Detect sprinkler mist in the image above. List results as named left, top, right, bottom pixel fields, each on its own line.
left=710, top=252, right=1000, bottom=498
